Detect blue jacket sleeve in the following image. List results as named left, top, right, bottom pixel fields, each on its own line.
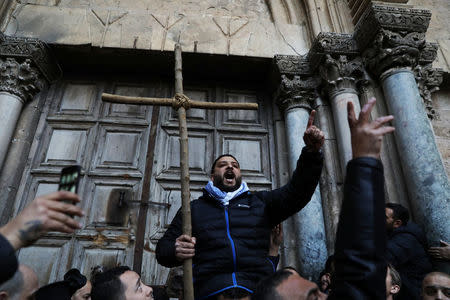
left=329, top=157, right=387, bottom=300
left=261, top=147, right=323, bottom=227
left=0, top=234, right=18, bottom=284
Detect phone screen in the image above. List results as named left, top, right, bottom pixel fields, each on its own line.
left=58, top=165, right=81, bottom=194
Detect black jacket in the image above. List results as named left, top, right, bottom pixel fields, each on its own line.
left=386, top=222, right=432, bottom=300
left=156, top=147, right=323, bottom=299
left=0, top=234, right=18, bottom=285
left=329, top=158, right=387, bottom=300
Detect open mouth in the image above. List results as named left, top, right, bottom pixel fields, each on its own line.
left=224, top=172, right=235, bottom=183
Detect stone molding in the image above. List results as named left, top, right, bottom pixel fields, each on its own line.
left=0, top=57, right=45, bottom=103
left=275, top=74, right=319, bottom=113
left=0, top=33, right=61, bottom=84
left=274, top=54, right=312, bottom=76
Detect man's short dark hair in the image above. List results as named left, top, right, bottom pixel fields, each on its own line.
left=386, top=203, right=410, bottom=225
left=218, top=287, right=250, bottom=299
left=252, top=268, right=295, bottom=300
left=210, top=154, right=239, bottom=174
left=91, top=266, right=130, bottom=300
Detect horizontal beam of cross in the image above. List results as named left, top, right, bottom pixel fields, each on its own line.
left=102, top=93, right=259, bottom=110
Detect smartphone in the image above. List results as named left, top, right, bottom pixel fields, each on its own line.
left=58, top=165, right=81, bottom=196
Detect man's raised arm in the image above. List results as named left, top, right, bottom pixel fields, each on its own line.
left=330, top=98, right=395, bottom=299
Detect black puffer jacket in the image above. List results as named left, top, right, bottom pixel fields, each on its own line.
left=156, top=148, right=323, bottom=300
left=386, top=222, right=432, bottom=300
left=330, top=158, right=387, bottom=300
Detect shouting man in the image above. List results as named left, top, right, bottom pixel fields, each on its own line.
left=156, top=111, right=324, bottom=299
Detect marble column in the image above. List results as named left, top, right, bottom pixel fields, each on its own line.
left=355, top=4, right=449, bottom=245
left=275, top=70, right=328, bottom=280
left=320, top=55, right=363, bottom=174
left=380, top=68, right=450, bottom=243
left=0, top=57, right=44, bottom=169
left=310, top=33, right=364, bottom=175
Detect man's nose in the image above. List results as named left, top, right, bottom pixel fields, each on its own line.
left=436, top=289, right=444, bottom=299
left=145, top=285, right=153, bottom=297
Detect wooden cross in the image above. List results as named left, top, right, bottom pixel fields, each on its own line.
left=102, top=44, right=258, bottom=300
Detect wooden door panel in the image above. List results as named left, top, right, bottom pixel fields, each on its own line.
left=155, top=128, right=214, bottom=181
left=92, top=125, right=147, bottom=173
left=58, top=83, right=97, bottom=115
left=83, top=178, right=141, bottom=227
left=223, top=91, right=260, bottom=124
left=72, top=240, right=133, bottom=279
left=18, top=238, right=72, bottom=287
left=104, top=85, right=149, bottom=119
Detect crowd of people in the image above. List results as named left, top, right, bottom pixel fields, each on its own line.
left=0, top=98, right=449, bottom=300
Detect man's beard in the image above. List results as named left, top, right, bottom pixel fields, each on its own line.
left=213, top=173, right=242, bottom=192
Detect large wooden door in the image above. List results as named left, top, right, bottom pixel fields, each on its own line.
left=14, top=74, right=276, bottom=286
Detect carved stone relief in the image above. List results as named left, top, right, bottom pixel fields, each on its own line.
left=414, top=43, right=444, bottom=120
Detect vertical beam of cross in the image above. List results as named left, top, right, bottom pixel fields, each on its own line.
left=174, top=44, right=195, bottom=300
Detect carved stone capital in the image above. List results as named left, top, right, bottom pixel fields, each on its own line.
left=354, top=4, right=432, bottom=77
left=309, top=33, right=359, bottom=72
left=363, top=29, right=427, bottom=77
left=354, top=4, right=431, bottom=51
left=275, top=74, right=320, bottom=113
left=0, top=57, right=46, bottom=102
left=415, top=64, right=443, bottom=120
left=0, top=34, right=61, bottom=101
left=319, top=54, right=365, bottom=97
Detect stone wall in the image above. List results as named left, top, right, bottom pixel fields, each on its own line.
left=431, top=88, right=450, bottom=177
left=3, top=0, right=313, bottom=57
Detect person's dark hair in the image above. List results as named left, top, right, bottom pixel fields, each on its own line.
left=210, top=154, right=239, bottom=174
left=64, top=268, right=87, bottom=294
left=218, top=287, right=250, bottom=299
left=90, top=266, right=130, bottom=300
left=386, top=203, right=409, bottom=225
left=252, top=268, right=295, bottom=300
left=387, top=263, right=401, bottom=289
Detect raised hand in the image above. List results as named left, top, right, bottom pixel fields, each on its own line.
left=348, top=98, right=395, bottom=159
left=303, top=110, right=325, bottom=152
left=0, top=191, right=84, bottom=250
left=428, top=240, right=450, bottom=261
left=175, top=234, right=196, bottom=261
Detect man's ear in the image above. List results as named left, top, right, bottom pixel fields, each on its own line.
left=390, top=284, right=400, bottom=295
left=0, top=291, right=10, bottom=300
left=393, top=220, right=402, bottom=228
